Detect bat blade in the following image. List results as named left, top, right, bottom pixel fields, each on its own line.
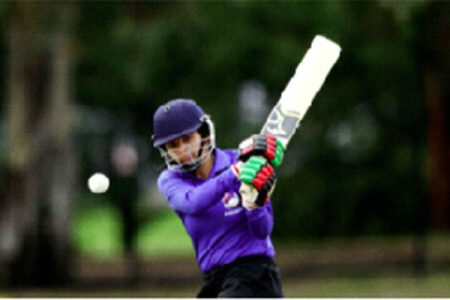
left=239, top=35, right=341, bottom=207
left=261, top=35, right=341, bottom=147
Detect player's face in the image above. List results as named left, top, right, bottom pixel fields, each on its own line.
left=166, top=132, right=202, bottom=164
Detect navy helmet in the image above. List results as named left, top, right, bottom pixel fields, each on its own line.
left=153, top=99, right=205, bottom=147
left=152, top=98, right=215, bottom=171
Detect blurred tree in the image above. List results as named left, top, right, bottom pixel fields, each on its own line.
left=2, top=0, right=449, bottom=276
left=0, top=2, right=77, bottom=286
left=417, top=2, right=450, bottom=230
left=72, top=1, right=435, bottom=238
left=109, top=135, right=140, bottom=284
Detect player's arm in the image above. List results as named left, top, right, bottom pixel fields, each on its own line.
left=237, top=141, right=278, bottom=238
left=245, top=202, right=274, bottom=239
left=158, top=168, right=240, bottom=215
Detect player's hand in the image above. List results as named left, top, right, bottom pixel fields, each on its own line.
left=238, top=134, right=285, bottom=168
left=239, top=156, right=277, bottom=208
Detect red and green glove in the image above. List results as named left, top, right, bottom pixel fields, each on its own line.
left=239, top=134, right=285, bottom=168
left=239, top=156, right=277, bottom=207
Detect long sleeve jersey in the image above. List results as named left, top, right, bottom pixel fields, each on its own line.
left=157, top=148, right=276, bottom=273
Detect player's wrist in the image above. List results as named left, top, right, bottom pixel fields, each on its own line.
left=231, top=161, right=243, bottom=178
left=245, top=204, right=267, bottom=216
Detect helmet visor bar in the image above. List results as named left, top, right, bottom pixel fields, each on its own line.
left=160, top=135, right=214, bottom=173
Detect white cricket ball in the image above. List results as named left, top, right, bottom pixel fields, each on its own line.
left=87, top=173, right=110, bottom=194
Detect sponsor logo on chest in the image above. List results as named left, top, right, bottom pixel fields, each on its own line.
left=222, top=192, right=243, bottom=216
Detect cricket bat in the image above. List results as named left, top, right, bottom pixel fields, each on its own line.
left=240, top=35, right=341, bottom=206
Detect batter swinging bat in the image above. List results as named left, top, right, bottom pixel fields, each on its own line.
left=240, top=35, right=342, bottom=205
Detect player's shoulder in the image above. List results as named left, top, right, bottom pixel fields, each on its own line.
left=218, top=148, right=239, bottom=163
left=157, top=166, right=194, bottom=189
left=157, top=168, right=172, bottom=183
left=157, top=168, right=181, bottom=191
left=157, top=169, right=170, bottom=189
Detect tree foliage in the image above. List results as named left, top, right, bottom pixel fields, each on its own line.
left=73, top=1, right=435, bottom=237
left=2, top=2, right=447, bottom=242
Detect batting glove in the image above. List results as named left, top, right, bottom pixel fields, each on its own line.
left=238, top=134, right=285, bottom=168
left=239, top=156, right=277, bottom=208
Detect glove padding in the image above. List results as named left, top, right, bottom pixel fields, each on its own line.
left=239, top=156, right=277, bottom=208
left=239, top=134, right=285, bottom=168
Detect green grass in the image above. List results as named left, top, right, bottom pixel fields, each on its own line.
left=20, top=206, right=450, bottom=297
left=137, top=210, right=194, bottom=257
left=72, top=202, right=123, bottom=259
left=283, top=273, right=450, bottom=297
left=72, top=202, right=193, bottom=259
left=7, top=272, right=450, bottom=297
left=64, top=204, right=450, bottom=297
left=72, top=202, right=450, bottom=261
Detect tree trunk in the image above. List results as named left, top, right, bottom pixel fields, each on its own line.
left=0, top=2, right=78, bottom=287
left=425, top=71, right=450, bottom=229
left=422, top=2, right=450, bottom=230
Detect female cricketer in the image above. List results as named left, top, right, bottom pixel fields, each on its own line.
left=153, top=98, right=285, bottom=297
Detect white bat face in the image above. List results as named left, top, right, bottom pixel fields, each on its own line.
left=239, top=35, right=341, bottom=207
left=261, top=35, right=341, bottom=148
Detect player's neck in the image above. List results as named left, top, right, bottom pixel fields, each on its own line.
left=195, top=152, right=214, bottom=180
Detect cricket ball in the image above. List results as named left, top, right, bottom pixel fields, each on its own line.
left=87, top=172, right=110, bottom=194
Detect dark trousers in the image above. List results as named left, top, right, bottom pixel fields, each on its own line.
left=197, top=255, right=284, bottom=298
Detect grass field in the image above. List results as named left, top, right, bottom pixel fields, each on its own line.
left=72, top=202, right=194, bottom=258
left=5, top=272, right=450, bottom=297
left=72, top=202, right=450, bottom=259
left=284, top=273, right=450, bottom=297
left=67, top=203, right=450, bottom=297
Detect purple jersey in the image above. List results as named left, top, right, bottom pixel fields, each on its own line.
left=157, top=148, right=276, bottom=273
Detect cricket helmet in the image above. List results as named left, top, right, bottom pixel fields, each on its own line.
left=152, top=98, right=216, bottom=172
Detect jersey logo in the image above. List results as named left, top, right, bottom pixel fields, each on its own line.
left=223, top=192, right=240, bottom=209
left=163, top=104, right=172, bottom=113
